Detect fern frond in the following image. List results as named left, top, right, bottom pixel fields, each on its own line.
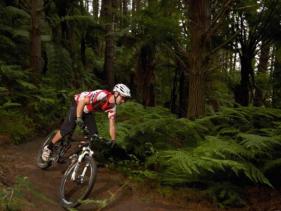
left=45, top=43, right=73, bottom=88
left=237, top=133, right=281, bottom=157
left=193, top=136, right=250, bottom=160
left=0, top=87, right=8, bottom=94
left=0, top=64, right=27, bottom=79
left=5, top=6, right=30, bottom=19
left=203, top=157, right=272, bottom=187
left=34, top=95, right=58, bottom=105
left=154, top=150, right=272, bottom=187
left=1, top=102, right=22, bottom=108
left=16, top=80, right=37, bottom=90
left=0, top=34, right=16, bottom=48
left=218, top=127, right=239, bottom=137
left=12, top=29, right=30, bottom=39
left=262, top=158, right=281, bottom=173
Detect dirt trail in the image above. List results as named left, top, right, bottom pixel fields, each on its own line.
left=0, top=139, right=213, bottom=211
left=1, top=138, right=281, bottom=211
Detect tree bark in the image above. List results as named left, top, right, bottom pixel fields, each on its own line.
left=102, top=0, right=115, bottom=88
left=178, top=65, right=189, bottom=118
left=92, top=0, right=99, bottom=19
left=272, top=45, right=281, bottom=108
left=253, top=42, right=270, bottom=106
left=121, top=0, right=128, bottom=27
left=234, top=53, right=254, bottom=106
left=170, top=66, right=179, bottom=114
left=31, top=0, right=43, bottom=78
left=186, top=0, right=210, bottom=119
left=122, top=0, right=128, bottom=15
left=135, top=44, right=156, bottom=106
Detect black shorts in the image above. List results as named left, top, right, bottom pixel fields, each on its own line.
left=60, top=101, right=98, bottom=137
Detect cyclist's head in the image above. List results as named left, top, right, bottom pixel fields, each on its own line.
left=113, top=83, right=131, bottom=98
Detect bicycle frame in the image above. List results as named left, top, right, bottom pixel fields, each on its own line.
left=50, top=138, right=71, bottom=163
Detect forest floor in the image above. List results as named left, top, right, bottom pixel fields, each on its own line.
left=0, top=136, right=281, bottom=211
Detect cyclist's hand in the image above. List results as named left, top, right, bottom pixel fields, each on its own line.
left=75, top=117, right=85, bottom=129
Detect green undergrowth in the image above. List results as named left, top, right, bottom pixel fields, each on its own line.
left=97, top=102, right=281, bottom=208
left=0, top=176, right=56, bottom=211
left=2, top=98, right=281, bottom=208
left=0, top=109, right=34, bottom=144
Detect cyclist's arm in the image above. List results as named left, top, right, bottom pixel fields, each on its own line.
left=109, top=118, right=116, bottom=142
left=76, top=97, right=90, bottom=118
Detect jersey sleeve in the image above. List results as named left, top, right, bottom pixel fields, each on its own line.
left=74, top=92, right=90, bottom=102
left=94, top=91, right=107, bottom=103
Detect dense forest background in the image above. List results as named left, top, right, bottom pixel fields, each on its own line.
left=1, top=0, right=281, bottom=208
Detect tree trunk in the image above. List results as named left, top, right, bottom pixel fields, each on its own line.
left=235, top=54, right=254, bottom=106
left=170, top=66, right=179, bottom=114
left=92, top=0, right=99, bottom=19
left=235, top=50, right=255, bottom=107
left=135, top=44, right=156, bottom=106
left=148, top=0, right=156, bottom=7
left=112, top=0, right=118, bottom=31
left=188, top=72, right=205, bottom=118
left=253, top=42, right=270, bottom=106
left=31, top=0, right=43, bottom=78
left=132, top=0, right=141, bottom=34
left=102, top=0, right=115, bottom=88
left=121, top=0, right=128, bottom=27
left=178, top=65, right=189, bottom=118
left=122, top=0, right=128, bottom=15
left=272, top=45, right=281, bottom=108
left=187, top=0, right=210, bottom=119
left=81, top=35, right=86, bottom=65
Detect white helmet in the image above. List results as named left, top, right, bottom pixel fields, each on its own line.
left=113, top=83, right=131, bottom=98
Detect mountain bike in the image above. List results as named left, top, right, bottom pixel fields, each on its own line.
left=36, top=130, right=72, bottom=169
left=59, top=132, right=109, bottom=208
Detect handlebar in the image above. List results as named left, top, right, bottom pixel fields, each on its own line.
left=82, top=127, right=111, bottom=144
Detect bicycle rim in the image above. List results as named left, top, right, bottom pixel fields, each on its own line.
left=60, top=155, right=97, bottom=208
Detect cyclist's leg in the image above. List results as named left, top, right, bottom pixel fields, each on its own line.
left=83, top=113, right=98, bottom=136
left=42, top=101, right=77, bottom=161
left=42, top=102, right=76, bottom=161
left=50, top=102, right=76, bottom=147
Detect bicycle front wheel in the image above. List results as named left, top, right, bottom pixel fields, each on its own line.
left=59, top=155, right=97, bottom=208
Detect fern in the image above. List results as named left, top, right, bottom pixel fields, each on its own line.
left=150, top=149, right=272, bottom=187
left=12, top=29, right=30, bottom=39
left=263, top=158, right=281, bottom=173
left=0, top=176, right=55, bottom=210
left=16, top=80, right=37, bottom=90
left=4, top=6, right=30, bottom=20
left=193, top=136, right=250, bottom=160
left=237, top=133, right=281, bottom=157
left=218, top=127, right=240, bottom=137
left=0, top=34, right=16, bottom=48
left=45, top=43, right=73, bottom=88
left=0, top=109, right=33, bottom=144
left=207, top=182, right=246, bottom=208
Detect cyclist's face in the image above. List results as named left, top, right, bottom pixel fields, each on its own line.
left=116, top=94, right=126, bottom=105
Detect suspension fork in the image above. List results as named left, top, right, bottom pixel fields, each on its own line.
left=70, top=147, right=93, bottom=181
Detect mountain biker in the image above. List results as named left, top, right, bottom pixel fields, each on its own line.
left=41, top=83, right=131, bottom=162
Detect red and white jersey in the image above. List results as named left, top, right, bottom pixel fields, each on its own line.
left=74, top=90, right=116, bottom=119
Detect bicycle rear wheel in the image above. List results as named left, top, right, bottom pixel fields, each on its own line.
left=36, top=130, right=57, bottom=169
left=59, top=155, right=97, bottom=208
